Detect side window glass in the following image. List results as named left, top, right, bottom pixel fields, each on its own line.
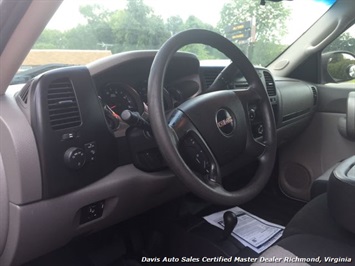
left=322, top=24, right=355, bottom=84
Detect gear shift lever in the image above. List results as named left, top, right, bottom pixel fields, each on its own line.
left=222, top=211, right=238, bottom=240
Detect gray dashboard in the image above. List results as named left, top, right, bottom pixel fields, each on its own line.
left=201, top=66, right=318, bottom=145
left=0, top=51, right=317, bottom=265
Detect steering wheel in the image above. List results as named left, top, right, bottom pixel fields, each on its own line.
left=148, top=29, right=276, bottom=206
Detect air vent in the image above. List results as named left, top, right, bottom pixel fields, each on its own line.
left=19, top=83, right=30, bottom=104
left=47, top=78, right=82, bottom=130
left=311, top=86, right=317, bottom=105
left=202, top=68, right=222, bottom=88
left=263, top=71, right=276, bottom=96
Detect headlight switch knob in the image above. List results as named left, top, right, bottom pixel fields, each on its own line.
left=64, top=147, right=86, bottom=169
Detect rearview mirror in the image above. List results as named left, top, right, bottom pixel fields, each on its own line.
left=322, top=51, right=355, bottom=83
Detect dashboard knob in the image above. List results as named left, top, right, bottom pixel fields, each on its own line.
left=64, top=147, right=86, bottom=169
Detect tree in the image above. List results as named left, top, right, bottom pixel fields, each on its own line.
left=64, top=25, right=98, bottom=50
left=218, top=0, right=290, bottom=43
left=110, top=0, right=170, bottom=52
left=79, top=4, right=114, bottom=46
left=165, top=15, right=224, bottom=60
left=33, top=29, right=65, bottom=49
left=166, top=16, right=184, bottom=36
left=32, top=1, right=224, bottom=60
left=251, top=42, right=287, bottom=66
left=324, top=32, right=355, bottom=54
left=217, top=0, right=290, bottom=65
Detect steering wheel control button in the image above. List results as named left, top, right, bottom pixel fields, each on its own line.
left=249, top=108, right=256, bottom=121
left=181, top=135, right=211, bottom=175
left=84, top=141, right=97, bottom=162
left=64, top=147, right=86, bottom=169
left=207, top=163, right=217, bottom=182
left=80, top=200, right=105, bottom=224
left=257, top=125, right=264, bottom=135
left=216, top=109, right=235, bottom=136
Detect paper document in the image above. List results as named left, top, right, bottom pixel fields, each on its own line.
left=204, top=206, right=285, bottom=253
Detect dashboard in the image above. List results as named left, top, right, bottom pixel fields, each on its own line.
left=0, top=50, right=317, bottom=265
left=13, top=51, right=318, bottom=198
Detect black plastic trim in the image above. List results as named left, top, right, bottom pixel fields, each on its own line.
left=30, top=66, right=118, bottom=199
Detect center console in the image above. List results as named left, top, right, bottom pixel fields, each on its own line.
left=328, top=156, right=355, bottom=234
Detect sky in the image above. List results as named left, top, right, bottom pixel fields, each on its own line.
left=47, top=0, right=335, bottom=45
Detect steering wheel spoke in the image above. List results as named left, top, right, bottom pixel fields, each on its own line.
left=232, top=88, right=266, bottom=158
left=246, top=136, right=266, bottom=158
left=167, top=109, right=194, bottom=143
left=168, top=110, right=222, bottom=184
left=204, top=161, right=221, bottom=184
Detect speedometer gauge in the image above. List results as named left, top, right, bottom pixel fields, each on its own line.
left=101, top=82, right=144, bottom=115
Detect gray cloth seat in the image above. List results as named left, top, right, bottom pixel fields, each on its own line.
left=253, top=235, right=355, bottom=266
left=252, top=194, right=355, bottom=266
left=253, top=157, right=355, bottom=265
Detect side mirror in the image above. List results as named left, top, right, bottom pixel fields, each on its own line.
left=347, top=64, right=355, bottom=79
left=322, top=51, right=355, bottom=83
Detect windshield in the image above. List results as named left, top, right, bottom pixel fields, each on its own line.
left=16, top=0, right=335, bottom=83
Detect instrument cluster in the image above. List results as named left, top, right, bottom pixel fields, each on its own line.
left=99, top=79, right=200, bottom=119
left=101, top=82, right=144, bottom=115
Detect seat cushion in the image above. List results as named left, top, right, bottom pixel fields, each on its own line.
left=278, top=235, right=355, bottom=265
left=283, top=194, right=355, bottom=247
left=252, top=235, right=355, bottom=266
left=251, top=245, right=310, bottom=266
left=252, top=189, right=355, bottom=266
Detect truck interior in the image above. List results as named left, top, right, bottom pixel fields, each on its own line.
left=0, top=0, right=354, bottom=265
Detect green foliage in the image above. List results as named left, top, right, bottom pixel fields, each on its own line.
left=251, top=42, right=287, bottom=66
left=176, top=16, right=226, bottom=60
left=167, top=16, right=184, bottom=36
left=33, top=0, right=224, bottom=60
left=218, top=0, right=290, bottom=43
left=110, top=0, right=170, bottom=52
left=65, top=25, right=98, bottom=50
left=324, top=32, right=355, bottom=54
left=32, top=0, right=290, bottom=63
left=217, top=0, right=290, bottom=65
left=33, top=29, right=65, bottom=49
left=79, top=5, right=114, bottom=46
